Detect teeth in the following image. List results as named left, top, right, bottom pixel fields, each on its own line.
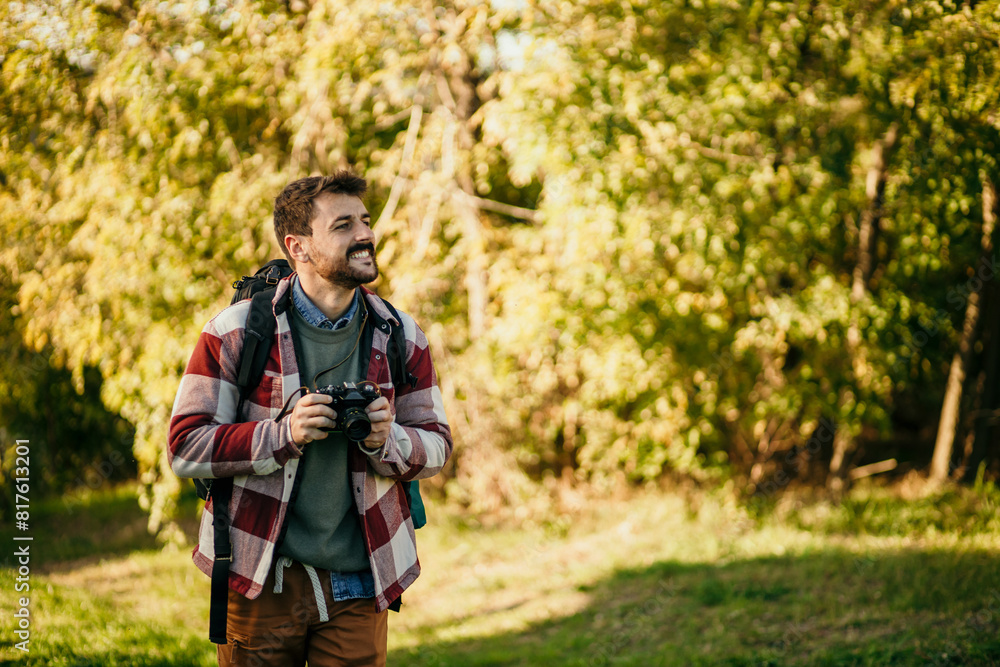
left=350, top=250, right=370, bottom=259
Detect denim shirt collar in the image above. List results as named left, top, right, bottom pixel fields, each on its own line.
left=291, top=275, right=360, bottom=330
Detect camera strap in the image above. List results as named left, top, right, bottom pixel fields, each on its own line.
left=274, top=386, right=309, bottom=423
left=311, top=307, right=368, bottom=389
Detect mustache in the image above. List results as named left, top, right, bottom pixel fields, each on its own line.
left=347, top=242, right=376, bottom=257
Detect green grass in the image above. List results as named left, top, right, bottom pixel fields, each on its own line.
left=2, top=483, right=1000, bottom=665
left=787, top=480, right=1000, bottom=538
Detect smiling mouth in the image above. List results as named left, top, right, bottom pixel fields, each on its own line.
left=349, top=248, right=372, bottom=260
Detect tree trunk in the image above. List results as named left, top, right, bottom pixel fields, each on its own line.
left=827, top=426, right=852, bottom=493
left=930, top=176, right=998, bottom=485
left=851, top=125, right=897, bottom=302
left=931, top=303, right=982, bottom=484
left=967, top=275, right=1000, bottom=481
left=457, top=173, right=488, bottom=339
left=829, top=125, right=897, bottom=491
left=424, top=4, right=489, bottom=340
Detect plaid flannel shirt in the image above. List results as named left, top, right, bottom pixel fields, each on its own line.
left=167, top=277, right=453, bottom=612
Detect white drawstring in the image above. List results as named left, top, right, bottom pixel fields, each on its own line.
left=273, top=556, right=293, bottom=594
left=272, top=556, right=329, bottom=622
left=303, top=564, right=329, bottom=622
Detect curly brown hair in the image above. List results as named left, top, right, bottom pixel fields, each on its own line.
left=273, top=170, right=368, bottom=261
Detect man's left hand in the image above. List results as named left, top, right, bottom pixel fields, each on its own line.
left=362, top=396, right=393, bottom=452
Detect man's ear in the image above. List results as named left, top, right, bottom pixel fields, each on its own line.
left=285, top=234, right=310, bottom=265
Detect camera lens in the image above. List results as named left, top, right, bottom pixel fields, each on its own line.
left=341, top=407, right=372, bottom=441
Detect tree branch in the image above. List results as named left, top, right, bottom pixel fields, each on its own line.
left=458, top=191, right=539, bottom=223
left=375, top=105, right=423, bottom=229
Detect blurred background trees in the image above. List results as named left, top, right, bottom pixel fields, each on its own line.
left=2, top=0, right=1000, bottom=531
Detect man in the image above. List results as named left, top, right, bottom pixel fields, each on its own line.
left=168, top=171, right=453, bottom=666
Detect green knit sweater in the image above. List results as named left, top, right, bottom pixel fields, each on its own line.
left=277, top=304, right=370, bottom=573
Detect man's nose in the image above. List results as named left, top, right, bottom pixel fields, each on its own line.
left=355, top=221, right=375, bottom=242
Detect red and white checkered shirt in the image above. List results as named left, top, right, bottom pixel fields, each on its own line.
left=168, top=277, right=453, bottom=611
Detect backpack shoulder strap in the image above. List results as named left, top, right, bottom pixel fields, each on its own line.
left=207, top=288, right=277, bottom=644
left=208, top=475, right=233, bottom=644
left=380, top=299, right=418, bottom=390
left=204, top=263, right=291, bottom=643
left=235, top=288, right=279, bottom=415
left=377, top=298, right=426, bottom=529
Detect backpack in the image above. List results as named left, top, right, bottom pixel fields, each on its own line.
left=201, top=258, right=425, bottom=643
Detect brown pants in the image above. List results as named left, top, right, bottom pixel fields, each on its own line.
left=218, top=560, right=387, bottom=667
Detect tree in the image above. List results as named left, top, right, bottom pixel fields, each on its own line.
left=4, top=0, right=1000, bottom=534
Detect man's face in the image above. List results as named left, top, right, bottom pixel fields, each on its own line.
left=303, top=192, right=378, bottom=288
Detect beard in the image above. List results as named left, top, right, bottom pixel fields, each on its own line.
left=313, top=241, right=379, bottom=289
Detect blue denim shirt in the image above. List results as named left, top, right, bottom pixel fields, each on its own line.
left=291, top=276, right=373, bottom=600
left=291, top=276, right=359, bottom=330
left=330, top=569, right=377, bottom=601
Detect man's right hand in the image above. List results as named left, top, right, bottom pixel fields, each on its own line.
left=289, top=392, right=337, bottom=446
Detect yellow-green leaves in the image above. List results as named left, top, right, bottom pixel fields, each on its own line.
left=4, top=0, right=1000, bottom=523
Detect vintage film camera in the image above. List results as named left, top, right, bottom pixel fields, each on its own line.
left=314, top=381, right=381, bottom=442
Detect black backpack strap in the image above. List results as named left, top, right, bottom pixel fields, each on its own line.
left=209, top=289, right=279, bottom=644
left=235, top=289, right=279, bottom=416
left=381, top=300, right=418, bottom=390
left=208, top=476, right=233, bottom=644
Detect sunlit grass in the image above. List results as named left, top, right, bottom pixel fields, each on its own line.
left=2, top=483, right=1000, bottom=665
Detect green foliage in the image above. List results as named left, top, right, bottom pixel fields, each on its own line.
left=0, top=272, right=135, bottom=519
left=482, top=0, right=1000, bottom=490
left=3, top=0, right=1000, bottom=526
